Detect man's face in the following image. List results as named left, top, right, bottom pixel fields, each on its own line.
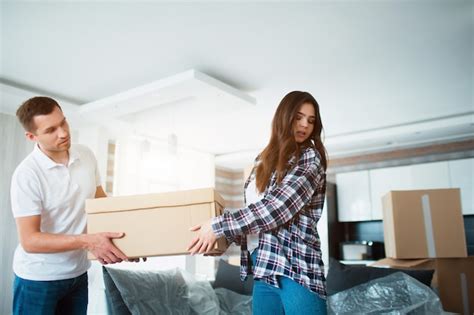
left=26, top=106, right=71, bottom=153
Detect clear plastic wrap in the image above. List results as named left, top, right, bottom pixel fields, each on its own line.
left=103, top=267, right=251, bottom=315
left=214, top=288, right=252, bottom=315
left=328, top=272, right=447, bottom=314
left=181, top=270, right=252, bottom=315
left=181, top=270, right=221, bottom=314
left=104, top=267, right=191, bottom=315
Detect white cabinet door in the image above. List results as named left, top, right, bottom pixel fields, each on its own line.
left=369, top=165, right=413, bottom=220
left=449, top=158, right=474, bottom=215
left=337, top=159, right=469, bottom=222
left=370, top=162, right=450, bottom=220
left=336, top=171, right=372, bottom=222
left=409, top=161, right=451, bottom=190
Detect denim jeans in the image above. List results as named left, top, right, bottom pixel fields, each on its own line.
left=251, top=251, right=327, bottom=315
left=13, top=272, right=88, bottom=315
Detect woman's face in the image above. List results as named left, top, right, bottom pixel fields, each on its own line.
left=293, top=102, right=315, bottom=143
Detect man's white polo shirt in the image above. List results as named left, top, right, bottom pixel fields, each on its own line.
left=10, top=143, right=100, bottom=281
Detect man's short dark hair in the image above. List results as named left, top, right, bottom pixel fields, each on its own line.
left=16, top=96, right=62, bottom=132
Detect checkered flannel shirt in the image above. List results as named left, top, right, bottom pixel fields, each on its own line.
left=212, top=146, right=327, bottom=299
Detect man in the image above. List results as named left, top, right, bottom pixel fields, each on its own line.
left=10, top=96, right=130, bottom=314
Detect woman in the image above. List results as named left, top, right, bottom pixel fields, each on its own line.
left=188, top=91, right=328, bottom=314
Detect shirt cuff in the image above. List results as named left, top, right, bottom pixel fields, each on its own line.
left=211, top=215, right=225, bottom=238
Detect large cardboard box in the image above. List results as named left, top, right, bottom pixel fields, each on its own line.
left=382, top=189, right=467, bottom=259
left=436, top=257, right=474, bottom=314
left=86, top=188, right=227, bottom=258
left=371, top=258, right=437, bottom=286
left=372, top=257, right=474, bottom=314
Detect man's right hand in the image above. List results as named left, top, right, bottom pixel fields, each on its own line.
left=15, top=215, right=132, bottom=264
left=82, top=232, right=129, bottom=265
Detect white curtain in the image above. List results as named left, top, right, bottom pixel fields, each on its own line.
left=0, top=113, right=34, bottom=315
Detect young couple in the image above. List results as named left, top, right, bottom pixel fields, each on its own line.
left=12, top=91, right=327, bottom=315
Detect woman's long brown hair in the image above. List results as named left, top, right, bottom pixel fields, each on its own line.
left=255, top=91, right=327, bottom=193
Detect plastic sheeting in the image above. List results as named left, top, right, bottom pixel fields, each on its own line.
left=104, top=267, right=190, bottom=315
left=182, top=270, right=252, bottom=315
left=104, top=267, right=251, bottom=315
left=328, top=272, right=448, bottom=314
left=215, top=288, right=252, bottom=315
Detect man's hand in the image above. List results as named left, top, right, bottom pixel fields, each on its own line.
left=91, top=188, right=147, bottom=263
left=82, top=232, right=129, bottom=265
left=14, top=215, right=144, bottom=264
left=187, top=219, right=218, bottom=255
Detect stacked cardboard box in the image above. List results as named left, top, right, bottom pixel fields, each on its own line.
left=374, top=188, right=473, bottom=314
left=86, top=188, right=228, bottom=259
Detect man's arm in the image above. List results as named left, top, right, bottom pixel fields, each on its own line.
left=16, top=215, right=128, bottom=264
left=16, top=185, right=127, bottom=265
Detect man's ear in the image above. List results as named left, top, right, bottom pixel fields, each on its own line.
left=25, top=131, right=37, bottom=142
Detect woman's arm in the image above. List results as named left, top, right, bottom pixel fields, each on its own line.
left=187, top=151, right=323, bottom=255
left=212, top=150, right=323, bottom=239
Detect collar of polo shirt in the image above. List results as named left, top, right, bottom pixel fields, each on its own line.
left=33, top=144, right=81, bottom=169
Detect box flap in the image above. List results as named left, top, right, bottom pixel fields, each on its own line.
left=86, top=188, right=225, bottom=214
left=388, top=188, right=460, bottom=194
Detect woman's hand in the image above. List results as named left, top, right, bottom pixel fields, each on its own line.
left=187, top=219, right=218, bottom=255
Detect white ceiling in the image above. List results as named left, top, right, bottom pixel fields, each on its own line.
left=1, top=1, right=473, bottom=169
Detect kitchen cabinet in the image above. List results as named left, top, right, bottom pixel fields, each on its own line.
left=369, top=161, right=451, bottom=220
left=369, top=165, right=413, bottom=220
left=449, top=158, right=474, bottom=215
left=410, top=161, right=450, bottom=190
left=339, top=160, right=462, bottom=222
left=335, top=171, right=372, bottom=222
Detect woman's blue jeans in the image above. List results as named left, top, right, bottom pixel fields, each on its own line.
left=251, top=251, right=327, bottom=315
left=13, top=272, right=88, bottom=315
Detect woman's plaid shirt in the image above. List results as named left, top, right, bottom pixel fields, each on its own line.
left=211, top=146, right=327, bottom=299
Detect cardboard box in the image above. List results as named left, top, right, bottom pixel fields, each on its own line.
left=371, top=258, right=437, bottom=286
left=436, top=257, right=474, bottom=314
left=372, top=257, right=474, bottom=314
left=371, top=257, right=434, bottom=269
left=382, top=189, right=467, bottom=259
left=86, top=188, right=227, bottom=258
